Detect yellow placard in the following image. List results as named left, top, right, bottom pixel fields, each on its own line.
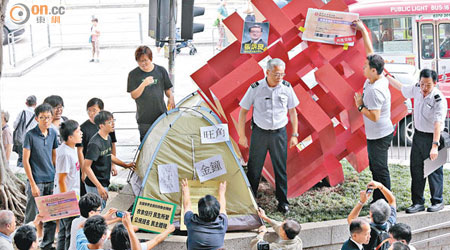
left=180, top=180, right=219, bottom=231
left=131, top=197, right=176, bottom=233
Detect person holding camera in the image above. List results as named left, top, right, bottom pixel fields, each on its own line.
left=251, top=208, right=302, bottom=250
left=347, top=181, right=397, bottom=250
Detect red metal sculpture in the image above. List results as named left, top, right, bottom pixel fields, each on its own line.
left=191, top=0, right=407, bottom=198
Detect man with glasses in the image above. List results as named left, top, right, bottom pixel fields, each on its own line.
left=241, top=24, right=267, bottom=54
left=238, top=58, right=299, bottom=214
left=23, top=103, right=59, bottom=250
left=82, top=111, right=135, bottom=210
left=43, top=95, right=68, bottom=144
left=386, top=69, right=447, bottom=213
left=127, top=46, right=175, bottom=142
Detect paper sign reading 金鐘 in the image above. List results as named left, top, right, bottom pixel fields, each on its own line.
left=200, top=124, right=229, bottom=144
left=35, top=191, right=80, bottom=222
left=302, top=8, right=359, bottom=46
left=158, top=164, right=180, bottom=194
left=131, top=197, right=176, bottom=234
left=194, top=155, right=227, bottom=182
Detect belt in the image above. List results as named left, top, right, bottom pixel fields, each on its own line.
left=254, top=123, right=284, bottom=133
left=414, top=129, right=433, bottom=136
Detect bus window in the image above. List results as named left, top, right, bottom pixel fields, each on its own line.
left=439, top=23, right=450, bottom=59
left=421, top=23, right=434, bottom=60
left=362, top=17, right=412, bottom=54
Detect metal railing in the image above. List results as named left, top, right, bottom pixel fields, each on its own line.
left=389, top=108, right=450, bottom=163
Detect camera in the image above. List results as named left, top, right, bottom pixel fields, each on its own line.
left=257, top=241, right=270, bottom=250
left=116, top=211, right=125, bottom=218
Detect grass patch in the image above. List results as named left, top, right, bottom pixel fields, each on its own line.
left=259, top=160, right=450, bottom=224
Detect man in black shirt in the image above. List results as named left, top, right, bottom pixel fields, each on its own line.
left=127, top=46, right=174, bottom=141
left=82, top=111, right=135, bottom=209
left=77, top=98, right=118, bottom=197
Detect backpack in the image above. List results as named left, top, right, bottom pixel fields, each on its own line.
left=366, top=225, right=390, bottom=250
left=12, top=111, right=35, bottom=153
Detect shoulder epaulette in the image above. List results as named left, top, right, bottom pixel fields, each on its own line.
left=415, top=83, right=420, bottom=87
left=251, top=81, right=260, bottom=88
left=282, top=80, right=291, bottom=87
left=435, top=94, right=442, bottom=102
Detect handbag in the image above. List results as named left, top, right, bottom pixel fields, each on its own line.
left=89, top=35, right=92, bottom=43
left=213, top=18, right=220, bottom=27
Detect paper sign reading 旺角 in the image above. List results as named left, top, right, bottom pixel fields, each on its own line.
left=194, top=154, right=227, bottom=182
left=131, top=197, right=176, bottom=234
left=200, top=124, right=229, bottom=144
left=35, top=191, right=80, bottom=222
left=158, top=163, right=180, bottom=194
left=302, top=8, right=359, bottom=46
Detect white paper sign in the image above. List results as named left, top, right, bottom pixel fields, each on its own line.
left=194, top=155, right=227, bottom=182
left=424, top=148, right=448, bottom=178
left=158, top=164, right=180, bottom=194
left=200, top=124, right=229, bottom=144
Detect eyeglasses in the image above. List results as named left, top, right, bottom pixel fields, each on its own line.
left=38, top=116, right=52, bottom=121
left=271, top=72, right=286, bottom=77
left=54, top=106, right=64, bottom=111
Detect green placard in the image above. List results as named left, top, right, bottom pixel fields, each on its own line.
left=131, top=196, right=177, bottom=233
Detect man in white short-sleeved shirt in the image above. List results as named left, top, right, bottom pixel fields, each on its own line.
left=238, top=58, right=299, bottom=214
left=353, top=20, right=394, bottom=203
left=387, top=69, right=447, bottom=213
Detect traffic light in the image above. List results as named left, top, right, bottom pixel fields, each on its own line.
left=149, top=0, right=170, bottom=41
left=181, top=0, right=205, bottom=40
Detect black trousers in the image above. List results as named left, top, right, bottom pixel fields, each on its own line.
left=247, top=125, right=288, bottom=205
left=367, top=132, right=393, bottom=202
left=410, top=129, right=444, bottom=205
left=138, top=123, right=152, bottom=142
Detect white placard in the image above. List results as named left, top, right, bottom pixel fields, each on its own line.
left=158, top=164, right=180, bottom=194
left=194, top=155, right=227, bottom=182
left=424, top=148, right=448, bottom=178
left=200, top=124, right=229, bottom=144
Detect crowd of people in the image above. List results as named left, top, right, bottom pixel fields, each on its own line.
left=0, top=15, right=445, bottom=250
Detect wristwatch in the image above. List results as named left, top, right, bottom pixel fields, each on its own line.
left=292, top=133, right=299, bottom=137
left=433, top=141, right=440, bottom=147
left=358, top=104, right=365, bottom=112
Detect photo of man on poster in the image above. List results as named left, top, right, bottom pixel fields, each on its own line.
left=241, top=22, right=269, bottom=54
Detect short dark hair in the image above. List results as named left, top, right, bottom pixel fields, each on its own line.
left=92, top=18, right=98, bottom=22
left=84, top=215, right=107, bottom=244
left=349, top=218, right=369, bottom=234
left=87, top=98, right=104, bottom=110
left=248, top=24, right=263, bottom=33
left=34, top=103, right=53, bottom=117
left=282, top=219, right=301, bottom=240
left=14, top=225, right=36, bottom=250
left=60, top=120, right=79, bottom=142
left=389, top=223, right=412, bottom=244
left=198, top=195, right=220, bottom=222
left=111, top=223, right=131, bottom=250
left=43, top=95, right=64, bottom=108
left=420, top=69, right=438, bottom=83
left=366, top=54, right=385, bottom=75
left=79, top=193, right=102, bottom=218
left=391, top=241, right=410, bottom=250
left=94, top=110, right=113, bottom=126
left=135, top=45, right=153, bottom=61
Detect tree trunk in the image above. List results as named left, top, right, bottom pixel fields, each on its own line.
left=0, top=0, right=27, bottom=222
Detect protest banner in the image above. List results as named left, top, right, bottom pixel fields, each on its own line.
left=302, top=8, right=359, bottom=46
left=131, top=197, right=176, bottom=233
left=35, top=191, right=80, bottom=222
left=180, top=180, right=219, bottom=230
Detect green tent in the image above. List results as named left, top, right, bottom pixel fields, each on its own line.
left=131, top=92, right=261, bottom=230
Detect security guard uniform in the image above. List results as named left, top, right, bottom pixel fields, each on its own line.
left=239, top=78, right=299, bottom=206
left=401, top=83, right=447, bottom=206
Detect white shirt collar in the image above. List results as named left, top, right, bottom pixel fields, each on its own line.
left=350, top=238, right=364, bottom=250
